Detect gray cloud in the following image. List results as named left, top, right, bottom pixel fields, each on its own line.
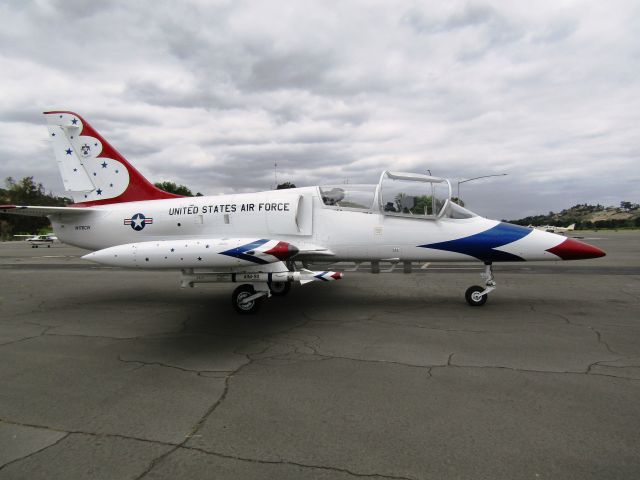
left=0, top=0, right=638, bottom=220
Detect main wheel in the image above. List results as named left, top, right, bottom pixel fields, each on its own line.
left=269, top=281, right=291, bottom=297
left=232, top=284, right=261, bottom=314
left=465, top=286, right=488, bottom=307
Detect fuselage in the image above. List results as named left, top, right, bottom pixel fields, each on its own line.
left=50, top=186, right=579, bottom=263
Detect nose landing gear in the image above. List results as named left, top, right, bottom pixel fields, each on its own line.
left=465, top=263, right=496, bottom=307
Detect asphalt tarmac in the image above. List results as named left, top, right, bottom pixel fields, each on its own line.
left=0, top=231, right=639, bottom=479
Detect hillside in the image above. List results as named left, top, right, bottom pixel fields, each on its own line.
left=509, top=202, right=640, bottom=229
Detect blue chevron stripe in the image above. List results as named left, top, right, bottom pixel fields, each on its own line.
left=419, top=222, right=532, bottom=262
left=220, top=239, right=270, bottom=264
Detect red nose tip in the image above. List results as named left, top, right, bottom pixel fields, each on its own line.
left=547, top=237, right=606, bottom=260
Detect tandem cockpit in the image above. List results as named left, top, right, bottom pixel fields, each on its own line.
left=319, top=170, right=477, bottom=220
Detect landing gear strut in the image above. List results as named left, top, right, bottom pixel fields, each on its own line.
left=465, top=263, right=496, bottom=307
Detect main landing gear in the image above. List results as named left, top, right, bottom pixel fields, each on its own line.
left=465, top=263, right=496, bottom=307
left=232, top=285, right=265, bottom=314
left=231, top=281, right=292, bottom=314
left=268, top=281, right=291, bottom=297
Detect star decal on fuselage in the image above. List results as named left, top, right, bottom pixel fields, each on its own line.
left=124, top=213, right=154, bottom=231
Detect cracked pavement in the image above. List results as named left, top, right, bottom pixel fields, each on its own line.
left=0, top=231, right=639, bottom=479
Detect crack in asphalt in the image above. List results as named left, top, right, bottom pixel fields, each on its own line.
left=0, top=418, right=179, bottom=449
left=0, top=328, right=194, bottom=347
left=0, top=430, right=70, bottom=473
left=529, top=306, right=623, bottom=356
left=0, top=324, right=54, bottom=347
left=442, top=359, right=640, bottom=381
left=586, top=357, right=640, bottom=379
left=183, top=445, right=418, bottom=480
left=132, top=341, right=270, bottom=479
left=116, top=356, right=235, bottom=377
left=0, top=418, right=415, bottom=480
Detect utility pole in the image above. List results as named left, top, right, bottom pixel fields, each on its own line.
left=274, top=161, right=278, bottom=189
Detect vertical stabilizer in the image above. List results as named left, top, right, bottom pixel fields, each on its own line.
left=44, top=111, right=182, bottom=205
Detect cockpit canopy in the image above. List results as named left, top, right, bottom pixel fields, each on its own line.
left=319, top=170, right=476, bottom=220
left=379, top=171, right=451, bottom=218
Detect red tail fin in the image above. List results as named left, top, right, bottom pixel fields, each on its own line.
left=44, top=111, right=183, bottom=206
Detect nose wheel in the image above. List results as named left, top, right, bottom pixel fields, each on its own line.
left=465, top=263, right=496, bottom=307
left=465, top=286, right=487, bottom=306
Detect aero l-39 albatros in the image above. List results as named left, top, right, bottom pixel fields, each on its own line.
left=1, top=112, right=605, bottom=312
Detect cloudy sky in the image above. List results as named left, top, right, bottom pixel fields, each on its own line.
left=1, top=0, right=638, bottom=219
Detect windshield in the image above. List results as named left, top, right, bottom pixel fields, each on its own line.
left=320, top=185, right=376, bottom=210
left=445, top=201, right=477, bottom=219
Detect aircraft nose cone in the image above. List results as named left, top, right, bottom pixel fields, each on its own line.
left=546, top=237, right=606, bottom=260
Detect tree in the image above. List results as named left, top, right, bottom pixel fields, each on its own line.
left=277, top=182, right=296, bottom=190
left=0, top=177, right=71, bottom=239
left=154, top=181, right=202, bottom=197
left=620, top=201, right=633, bottom=211
left=5, top=176, right=45, bottom=204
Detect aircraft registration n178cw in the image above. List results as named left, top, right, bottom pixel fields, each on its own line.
left=0, top=112, right=605, bottom=313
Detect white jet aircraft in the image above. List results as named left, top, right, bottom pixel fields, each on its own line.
left=530, top=224, right=576, bottom=234
left=1, top=112, right=606, bottom=312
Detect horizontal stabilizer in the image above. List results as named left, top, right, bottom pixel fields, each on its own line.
left=0, top=205, right=98, bottom=217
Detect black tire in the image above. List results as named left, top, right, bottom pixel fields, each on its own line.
left=232, top=284, right=261, bottom=314
left=269, top=281, right=291, bottom=297
left=465, top=286, right=488, bottom=307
